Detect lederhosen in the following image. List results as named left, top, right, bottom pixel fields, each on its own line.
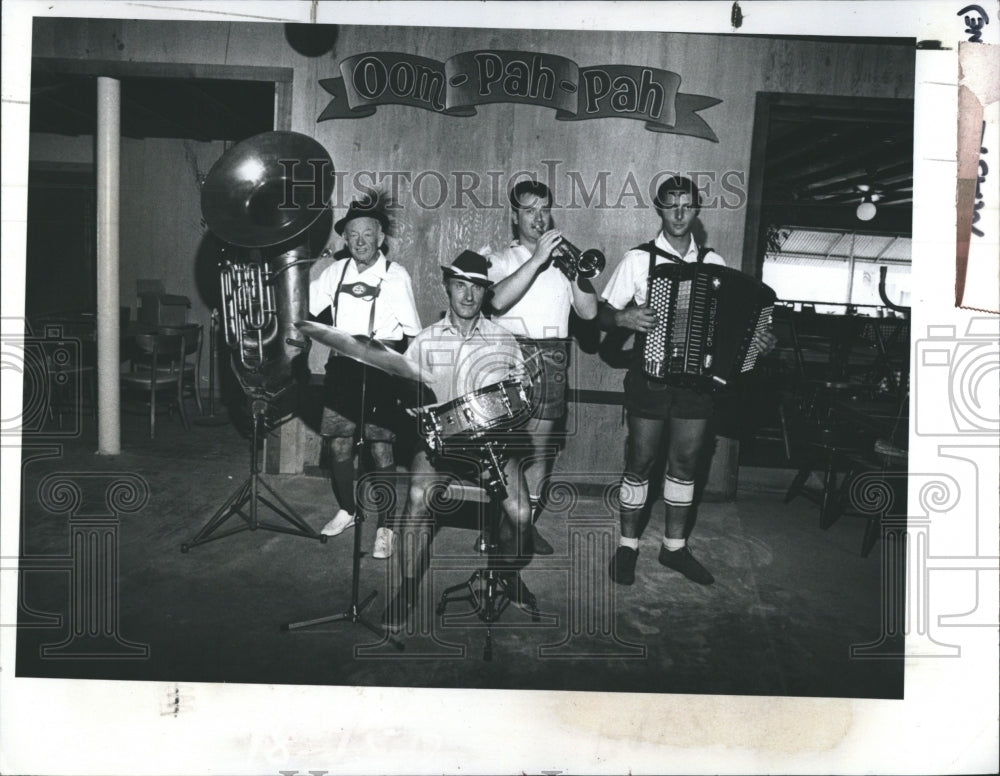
left=516, top=334, right=570, bottom=422
left=622, top=242, right=716, bottom=421
left=323, top=259, right=404, bottom=430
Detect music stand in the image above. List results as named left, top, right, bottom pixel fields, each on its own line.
left=182, top=399, right=326, bottom=552
left=283, top=363, right=403, bottom=649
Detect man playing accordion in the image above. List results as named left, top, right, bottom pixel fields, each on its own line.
left=598, top=176, right=776, bottom=587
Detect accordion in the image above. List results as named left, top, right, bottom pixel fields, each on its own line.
left=641, top=262, right=776, bottom=387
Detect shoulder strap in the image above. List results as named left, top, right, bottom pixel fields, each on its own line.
left=637, top=241, right=685, bottom=274
left=331, top=259, right=352, bottom=327
left=332, top=259, right=386, bottom=336
left=696, top=246, right=713, bottom=264
left=643, top=242, right=657, bottom=277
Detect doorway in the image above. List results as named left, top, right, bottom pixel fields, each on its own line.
left=25, top=164, right=96, bottom=320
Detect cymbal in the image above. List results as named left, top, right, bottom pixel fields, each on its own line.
left=295, top=321, right=430, bottom=382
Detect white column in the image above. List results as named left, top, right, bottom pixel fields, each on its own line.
left=96, top=77, right=121, bottom=455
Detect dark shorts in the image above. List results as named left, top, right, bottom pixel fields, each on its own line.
left=321, top=355, right=407, bottom=441
left=518, top=338, right=569, bottom=421
left=623, top=364, right=715, bottom=421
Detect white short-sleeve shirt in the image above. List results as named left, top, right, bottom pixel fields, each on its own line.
left=309, top=253, right=421, bottom=341
left=405, top=314, right=525, bottom=406
left=487, top=242, right=573, bottom=339
left=601, top=232, right=726, bottom=309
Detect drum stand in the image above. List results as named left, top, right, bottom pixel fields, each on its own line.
left=283, top=364, right=402, bottom=649
left=182, top=407, right=325, bottom=552
left=436, top=440, right=541, bottom=661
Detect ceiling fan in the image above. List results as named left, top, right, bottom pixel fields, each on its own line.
left=855, top=183, right=883, bottom=221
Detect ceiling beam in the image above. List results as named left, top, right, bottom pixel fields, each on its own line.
left=31, top=90, right=96, bottom=125
left=765, top=125, right=868, bottom=169
left=122, top=91, right=202, bottom=140
left=181, top=81, right=261, bottom=137
left=33, top=57, right=293, bottom=84
left=765, top=202, right=912, bottom=235
left=777, top=139, right=913, bottom=191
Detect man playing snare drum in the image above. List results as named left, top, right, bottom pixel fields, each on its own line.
left=382, top=250, right=534, bottom=633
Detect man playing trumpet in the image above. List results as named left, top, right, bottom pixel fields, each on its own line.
left=487, top=180, right=599, bottom=555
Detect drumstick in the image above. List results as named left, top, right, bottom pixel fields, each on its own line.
left=502, top=349, right=544, bottom=383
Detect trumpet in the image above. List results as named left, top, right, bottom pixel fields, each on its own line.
left=550, top=237, right=606, bottom=281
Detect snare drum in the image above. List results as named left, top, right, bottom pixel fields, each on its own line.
left=418, top=379, right=531, bottom=451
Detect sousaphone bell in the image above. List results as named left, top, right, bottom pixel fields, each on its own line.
left=201, top=131, right=335, bottom=413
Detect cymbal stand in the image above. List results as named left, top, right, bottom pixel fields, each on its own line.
left=436, top=440, right=541, bottom=661
left=182, top=406, right=325, bottom=552
left=283, top=363, right=402, bottom=649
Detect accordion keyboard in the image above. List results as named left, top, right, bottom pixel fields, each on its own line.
left=640, top=262, right=776, bottom=387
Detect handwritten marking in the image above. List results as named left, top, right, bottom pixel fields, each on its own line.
left=957, top=5, right=990, bottom=42
left=972, top=121, right=989, bottom=238
left=731, top=1, right=744, bottom=29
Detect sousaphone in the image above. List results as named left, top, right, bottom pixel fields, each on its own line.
left=201, top=130, right=334, bottom=413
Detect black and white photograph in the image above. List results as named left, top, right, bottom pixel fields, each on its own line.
left=1, top=2, right=997, bottom=774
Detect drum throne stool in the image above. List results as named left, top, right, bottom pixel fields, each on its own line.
left=435, top=440, right=544, bottom=661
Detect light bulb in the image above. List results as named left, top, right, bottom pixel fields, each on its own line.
left=856, top=198, right=877, bottom=221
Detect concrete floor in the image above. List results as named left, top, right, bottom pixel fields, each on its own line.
left=14, top=407, right=903, bottom=699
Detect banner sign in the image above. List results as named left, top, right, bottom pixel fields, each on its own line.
left=318, top=50, right=721, bottom=141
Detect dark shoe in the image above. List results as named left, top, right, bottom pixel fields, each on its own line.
left=501, top=571, right=537, bottom=612
left=658, top=545, right=715, bottom=585
left=608, top=545, right=638, bottom=585
left=497, top=531, right=534, bottom=566
left=382, top=579, right=416, bottom=633
left=532, top=524, right=554, bottom=555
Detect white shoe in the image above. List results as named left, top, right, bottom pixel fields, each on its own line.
left=321, top=509, right=355, bottom=537
left=372, top=527, right=394, bottom=559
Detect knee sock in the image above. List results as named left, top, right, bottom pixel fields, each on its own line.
left=662, top=475, right=694, bottom=550
left=373, top=464, right=396, bottom=529
left=619, top=536, right=640, bottom=551
left=618, top=475, right=647, bottom=551
left=330, top=457, right=356, bottom=515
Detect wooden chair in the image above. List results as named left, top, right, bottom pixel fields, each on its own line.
left=120, top=332, right=188, bottom=439
left=778, top=389, right=873, bottom=528
left=157, top=323, right=204, bottom=416
left=828, top=452, right=908, bottom=557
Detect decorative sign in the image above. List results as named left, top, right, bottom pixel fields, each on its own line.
left=319, top=50, right=721, bottom=141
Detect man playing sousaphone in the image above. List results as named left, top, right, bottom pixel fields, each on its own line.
left=309, top=191, right=421, bottom=560
left=383, top=250, right=535, bottom=633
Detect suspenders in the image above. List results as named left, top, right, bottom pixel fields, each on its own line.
left=636, top=241, right=713, bottom=276
left=331, top=258, right=392, bottom=338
